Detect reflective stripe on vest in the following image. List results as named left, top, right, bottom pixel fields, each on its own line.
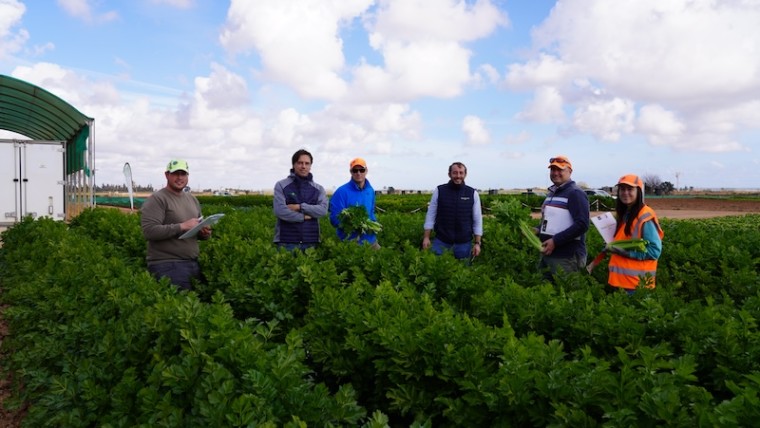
left=608, top=258, right=658, bottom=289
left=608, top=206, right=664, bottom=290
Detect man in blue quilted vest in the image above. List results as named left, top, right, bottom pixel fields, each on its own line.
left=422, top=162, right=483, bottom=260
left=273, top=149, right=328, bottom=250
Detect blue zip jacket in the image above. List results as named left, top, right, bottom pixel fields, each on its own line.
left=329, top=178, right=378, bottom=245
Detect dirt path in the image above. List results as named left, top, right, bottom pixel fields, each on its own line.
left=529, top=197, right=760, bottom=220
left=636, top=197, right=760, bottom=219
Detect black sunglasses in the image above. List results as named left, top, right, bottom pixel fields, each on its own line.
left=351, top=168, right=366, bottom=173
left=549, top=157, right=569, bottom=164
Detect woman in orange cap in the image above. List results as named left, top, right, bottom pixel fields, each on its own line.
left=607, top=174, right=664, bottom=293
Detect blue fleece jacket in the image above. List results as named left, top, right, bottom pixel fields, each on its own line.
left=329, top=178, right=378, bottom=245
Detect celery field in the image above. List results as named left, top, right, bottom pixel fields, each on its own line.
left=1, top=194, right=759, bottom=427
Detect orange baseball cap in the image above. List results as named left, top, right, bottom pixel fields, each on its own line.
left=618, top=174, right=644, bottom=193
left=548, top=155, right=572, bottom=170
left=350, top=158, right=367, bottom=169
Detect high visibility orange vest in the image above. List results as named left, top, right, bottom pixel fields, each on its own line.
left=608, top=205, right=664, bottom=290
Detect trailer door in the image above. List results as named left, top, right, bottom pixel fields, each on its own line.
left=1, top=142, right=20, bottom=224
left=22, top=142, right=66, bottom=220
left=1, top=141, right=66, bottom=225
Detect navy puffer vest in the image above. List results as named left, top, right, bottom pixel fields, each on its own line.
left=279, top=174, right=321, bottom=243
left=434, top=182, right=475, bottom=244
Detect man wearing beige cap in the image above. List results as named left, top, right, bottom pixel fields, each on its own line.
left=329, top=157, right=380, bottom=248
left=537, top=155, right=589, bottom=281
left=141, top=159, right=212, bottom=290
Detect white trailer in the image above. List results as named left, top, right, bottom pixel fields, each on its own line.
left=1, top=140, right=66, bottom=226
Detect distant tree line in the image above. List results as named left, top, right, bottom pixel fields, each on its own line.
left=93, top=179, right=678, bottom=196
left=96, top=183, right=154, bottom=193
left=641, top=174, right=675, bottom=195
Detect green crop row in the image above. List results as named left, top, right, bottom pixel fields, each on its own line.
left=98, top=193, right=554, bottom=214
left=1, top=205, right=760, bottom=426
left=0, top=218, right=373, bottom=427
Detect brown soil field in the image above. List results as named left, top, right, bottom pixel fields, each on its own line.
left=528, top=197, right=760, bottom=220
left=641, top=197, right=760, bottom=219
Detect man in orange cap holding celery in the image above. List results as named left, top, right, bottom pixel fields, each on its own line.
left=329, top=157, right=380, bottom=248
left=537, top=155, right=590, bottom=282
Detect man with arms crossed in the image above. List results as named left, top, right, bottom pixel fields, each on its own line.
left=273, top=149, right=328, bottom=250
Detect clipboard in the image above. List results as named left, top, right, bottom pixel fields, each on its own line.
left=541, top=205, right=574, bottom=236
left=586, top=212, right=617, bottom=272
left=179, top=213, right=225, bottom=239
left=591, top=212, right=617, bottom=244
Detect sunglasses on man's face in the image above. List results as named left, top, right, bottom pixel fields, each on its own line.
left=351, top=168, right=366, bottom=174
left=549, top=157, right=569, bottom=164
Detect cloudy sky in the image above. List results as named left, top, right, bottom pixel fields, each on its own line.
left=1, top=0, right=759, bottom=192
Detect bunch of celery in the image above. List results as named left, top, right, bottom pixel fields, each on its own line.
left=587, top=238, right=649, bottom=273
left=607, top=238, right=648, bottom=252
left=520, top=221, right=543, bottom=251
left=338, top=205, right=382, bottom=236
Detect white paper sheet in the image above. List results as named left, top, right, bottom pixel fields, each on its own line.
left=591, top=212, right=617, bottom=244
left=179, top=213, right=225, bottom=239
left=540, top=205, right=574, bottom=236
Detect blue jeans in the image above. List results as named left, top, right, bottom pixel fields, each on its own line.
left=431, top=237, right=472, bottom=260
left=148, top=260, right=201, bottom=290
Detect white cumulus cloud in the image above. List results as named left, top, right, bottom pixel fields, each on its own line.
left=56, top=0, right=118, bottom=23
left=220, top=0, right=373, bottom=100
left=462, top=114, right=490, bottom=145
left=572, top=98, right=635, bottom=142
left=516, top=86, right=565, bottom=123
left=0, top=0, right=28, bottom=58
left=507, top=0, right=760, bottom=153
